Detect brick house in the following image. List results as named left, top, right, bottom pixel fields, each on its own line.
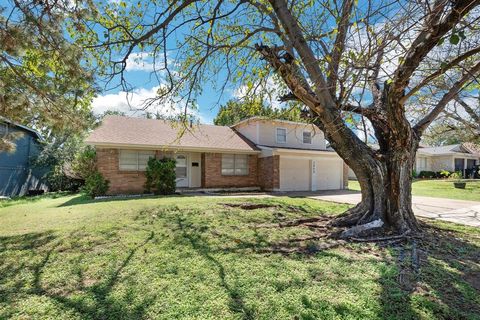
left=86, top=116, right=347, bottom=194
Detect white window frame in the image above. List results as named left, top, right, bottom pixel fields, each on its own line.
left=221, top=154, right=249, bottom=176
left=302, top=131, right=312, bottom=144
left=119, top=150, right=155, bottom=171
left=276, top=127, right=287, bottom=144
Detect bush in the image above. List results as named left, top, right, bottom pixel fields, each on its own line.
left=81, top=172, right=109, bottom=198
left=418, top=171, right=436, bottom=179
left=439, top=170, right=451, bottom=179
left=145, top=157, right=176, bottom=195
left=71, top=146, right=97, bottom=179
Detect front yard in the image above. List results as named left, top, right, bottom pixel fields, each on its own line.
left=0, top=194, right=479, bottom=319
left=349, top=179, right=480, bottom=202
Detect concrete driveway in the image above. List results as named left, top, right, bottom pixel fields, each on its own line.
left=302, top=190, right=480, bottom=227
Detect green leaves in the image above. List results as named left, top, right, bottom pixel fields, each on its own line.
left=449, top=34, right=460, bottom=45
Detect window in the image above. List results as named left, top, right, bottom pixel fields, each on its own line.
left=303, top=131, right=312, bottom=144
left=276, top=128, right=287, bottom=143
left=222, top=154, right=248, bottom=175
left=418, top=157, right=427, bottom=169
left=119, top=150, right=155, bottom=171
left=454, top=158, right=465, bottom=172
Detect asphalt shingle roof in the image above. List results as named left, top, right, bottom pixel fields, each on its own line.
left=86, top=116, right=258, bottom=152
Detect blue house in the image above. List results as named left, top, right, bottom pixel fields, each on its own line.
left=0, top=117, right=49, bottom=196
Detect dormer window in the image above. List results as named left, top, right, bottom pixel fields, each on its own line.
left=276, top=128, right=287, bottom=143
left=303, top=131, right=312, bottom=144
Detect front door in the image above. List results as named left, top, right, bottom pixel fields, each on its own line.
left=175, top=154, right=188, bottom=188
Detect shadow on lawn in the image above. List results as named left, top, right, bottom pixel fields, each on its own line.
left=170, top=209, right=480, bottom=319
left=0, top=230, right=155, bottom=319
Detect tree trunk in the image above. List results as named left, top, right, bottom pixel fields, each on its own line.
left=332, top=144, right=420, bottom=238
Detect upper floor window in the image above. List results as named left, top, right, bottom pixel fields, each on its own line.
left=303, top=131, right=312, bottom=144
left=119, top=150, right=155, bottom=171
left=222, top=154, right=248, bottom=175
left=276, top=128, right=287, bottom=143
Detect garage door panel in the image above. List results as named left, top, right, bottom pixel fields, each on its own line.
left=280, top=158, right=310, bottom=191
left=315, top=158, right=342, bottom=190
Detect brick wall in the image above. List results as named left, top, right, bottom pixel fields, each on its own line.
left=258, top=155, right=280, bottom=190
left=201, top=153, right=259, bottom=188
left=96, top=148, right=147, bottom=194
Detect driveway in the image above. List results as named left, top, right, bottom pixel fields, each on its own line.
left=300, top=190, right=480, bottom=227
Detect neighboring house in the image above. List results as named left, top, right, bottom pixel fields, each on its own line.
left=415, top=143, right=480, bottom=176
left=348, top=142, right=480, bottom=180
left=86, top=116, right=347, bottom=194
left=0, top=117, right=48, bottom=196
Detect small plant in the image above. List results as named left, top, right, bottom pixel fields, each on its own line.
left=412, top=169, right=417, bottom=178
left=145, top=157, right=176, bottom=195
left=449, top=171, right=463, bottom=181
left=81, top=172, right=109, bottom=198
left=439, top=170, right=451, bottom=179
left=449, top=171, right=466, bottom=189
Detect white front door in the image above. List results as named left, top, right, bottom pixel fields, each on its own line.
left=175, top=154, right=188, bottom=187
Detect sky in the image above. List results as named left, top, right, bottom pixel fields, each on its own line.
left=91, top=54, right=233, bottom=124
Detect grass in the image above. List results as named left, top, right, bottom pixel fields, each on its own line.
left=348, top=179, right=480, bottom=202
left=0, top=194, right=479, bottom=319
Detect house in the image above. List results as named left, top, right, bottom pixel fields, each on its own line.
left=0, top=117, right=49, bottom=196
left=415, top=143, right=480, bottom=176
left=86, top=116, right=347, bottom=194
left=348, top=142, right=480, bottom=180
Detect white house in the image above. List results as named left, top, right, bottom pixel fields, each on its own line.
left=415, top=143, right=480, bottom=174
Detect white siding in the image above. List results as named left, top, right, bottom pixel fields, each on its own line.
left=235, top=120, right=326, bottom=150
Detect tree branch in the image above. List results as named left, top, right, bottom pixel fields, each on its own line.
left=414, top=61, right=480, bottom=134
left=391, top=0, right=480, bottom=99
left=404, top=46, right=480, bottom=100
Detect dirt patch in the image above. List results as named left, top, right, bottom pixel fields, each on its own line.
left=223, top=203, right=277, bottom=210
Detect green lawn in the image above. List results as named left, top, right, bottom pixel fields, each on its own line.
left=0, top=194, right=479, bottom=319
left=348, top=179, right=480, bottom=201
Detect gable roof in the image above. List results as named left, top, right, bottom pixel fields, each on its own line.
left=0, top=116, right=43, bottom=141
left=86, top=116, right=259, bottom=153
left=231, top=116, right=312, bottom=128
left=418, top=143, right=480, bottom=156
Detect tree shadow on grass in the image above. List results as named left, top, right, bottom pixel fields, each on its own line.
left=170, top=207, right=480, bottom=319
left=173, top=215, right=256, bottom=319
left=57, top=193, right=186, bottom=207
left=0, top=230, right=156, bottom=319
left=378, top=221, right=480, bottom=319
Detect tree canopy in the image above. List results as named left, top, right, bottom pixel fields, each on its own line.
left=213, top=98, right=303, bottom=126
left=0, top=0, right=96, bottom=150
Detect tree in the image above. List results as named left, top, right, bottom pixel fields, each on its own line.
left=0, top=0, right=96, bottom=150
left=214, top=97, right=303, bottom=126
left=77, top=0, right=480, bottom=237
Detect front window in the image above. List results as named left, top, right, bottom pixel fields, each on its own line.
left=303, top=131, right=312, bottom=144
left=454, top=158, right=465, bottom=172
left=276, top=128, right=287, bottom=143
left=222, top=154, right=248, bottom=175
left=119, top=150, right=155, bottom=171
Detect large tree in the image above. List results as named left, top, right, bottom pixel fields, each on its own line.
left=0, top=0, right=96, bottom=149
left=77, top=0, right=480, bottom=237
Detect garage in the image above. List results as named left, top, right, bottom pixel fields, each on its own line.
left=279, top=155, right=343, bottom=191
left=279, top=157, right=310, bottom=191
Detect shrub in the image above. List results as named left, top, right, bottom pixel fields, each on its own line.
left=412, top=169, right=417, bottom=178
left=449, top=171, right=463, bottom=181
left=71, top=146, right=97, bottom=179
left=81, top=172, right=109, bottom=198
left=145, top=157, right=176, bottom=195
left=439, top=170, right=452, bottom=179
left=418, top=171, right=436, bottom=179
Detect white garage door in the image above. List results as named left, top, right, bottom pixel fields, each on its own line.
left=279, top=157, right=310, bottom=191
left=279, top=156, right=343, bottom=191
left=315, top=157, right=343, bottom=190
